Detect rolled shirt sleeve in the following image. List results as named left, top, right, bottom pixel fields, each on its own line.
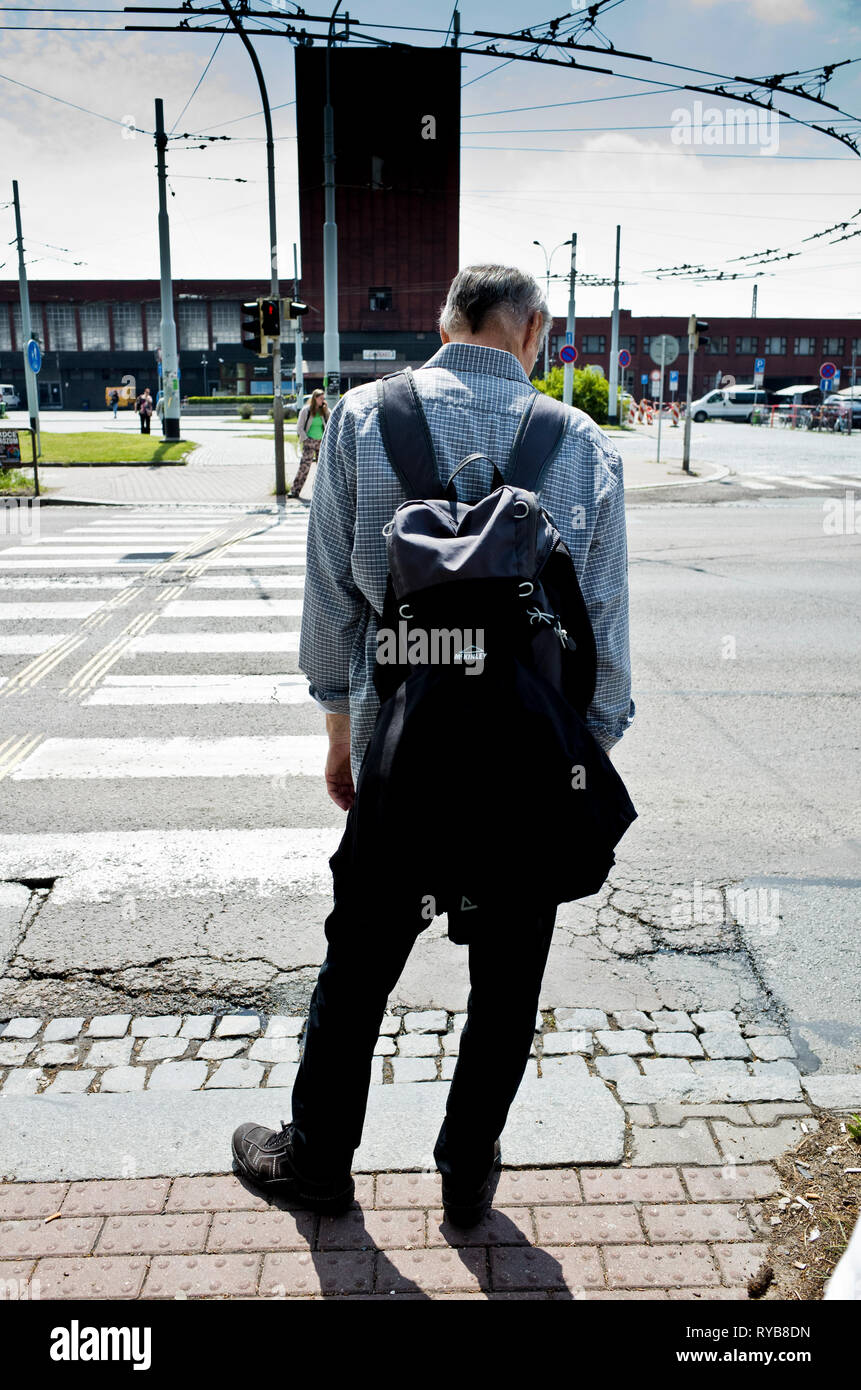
left=298, top=399, right=364, bottom=717
left=580, top=447, right=635, bottom=753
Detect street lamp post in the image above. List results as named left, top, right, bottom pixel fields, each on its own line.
left=201, top=354, right=208, bottom=397
left=533, top=238, right=572, bottom=379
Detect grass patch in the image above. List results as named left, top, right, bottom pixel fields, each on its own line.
left=0, top=467, right=35, bottom=495
left=242, top=433, right=299, bottom=446
left=9, top=431, right=198, bottom=465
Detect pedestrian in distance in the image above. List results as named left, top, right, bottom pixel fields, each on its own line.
left=155, top=389, right=165, bottom=434
left=109, top=387, right=120, bottom=420
left=289, top=387, right=329, bottom=499
left=232, top=265, right=636, bottom=1227
left=135, top=387, right=153, bottom=435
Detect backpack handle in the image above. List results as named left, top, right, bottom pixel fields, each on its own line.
left=444, top=453, right=505, bottom=505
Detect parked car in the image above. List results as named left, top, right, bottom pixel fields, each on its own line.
left=688, top=386, right=769, bottom=423
left=0, top=383, right=20, bottom=410
left=823, top=393, right=861, bottom=430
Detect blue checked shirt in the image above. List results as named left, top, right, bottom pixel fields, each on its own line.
left=299, top=342, right=635, bottom=781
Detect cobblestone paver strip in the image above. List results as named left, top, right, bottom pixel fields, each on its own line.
left=0, top=1164, right=779, bottom=1300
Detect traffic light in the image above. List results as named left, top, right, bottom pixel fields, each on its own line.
left=241, top=300, right=263, bottom=355
left=688, top=315, right=710, bottom=351
left=286, top=300, right=309, bottom=320
left=260, top=297, right=280, bottom=339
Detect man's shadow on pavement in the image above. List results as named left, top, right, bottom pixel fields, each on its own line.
left=235, top=1169, right=574, bottom=1300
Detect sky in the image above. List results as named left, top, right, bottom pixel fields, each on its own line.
left=1, top=0, right=860, bottom=322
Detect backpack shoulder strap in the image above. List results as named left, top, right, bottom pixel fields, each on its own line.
left=376, top=366, right=445, bottom=499
left=506, top=390, right=569, bottom=493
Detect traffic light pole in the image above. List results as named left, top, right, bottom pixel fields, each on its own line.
left=322, top=26, right=341, bottom=411
left=293, top=243, right=304, bottom=405
left=12, top=181, right=40, bottom=453
left=562, top=233, right=577, bottom=408
left=154, top=100, right=181, bottom=442
left=683, top=320, right=696, bottom=475
left=607, top=225, right=621, bottom=423
left=222, top=0, right=286, bottom=497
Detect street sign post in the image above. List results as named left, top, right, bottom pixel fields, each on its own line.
left=649, top=335, right=678, bottom=464
left=669, top=369, right=679, bottom=394
left=641, top=373, right=648, bottom=387
left=618, top=349, right=631, bottom=368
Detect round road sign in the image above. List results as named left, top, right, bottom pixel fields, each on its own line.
left=618, top=348, right=632, bottom=368
left=819, top=361, right=837, bottom=379
left=26, top=338, right=42, bottom=374
left=559, top=344, right=578, bottom=364
left=649, top=333, right=679, bottom=367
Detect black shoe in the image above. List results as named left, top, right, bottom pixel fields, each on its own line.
left=441, top=1140, right=502, bottom=1228
left=231, top=1120, right=355, bottom=1214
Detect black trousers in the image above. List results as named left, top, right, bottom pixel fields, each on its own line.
left=290, top=890, right=557, bottom=1181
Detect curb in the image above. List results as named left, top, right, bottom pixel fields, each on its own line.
left=626, top=463, right=731, bottom=492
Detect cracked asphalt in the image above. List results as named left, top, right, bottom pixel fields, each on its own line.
left=0, top=493, right=858, bottom=1078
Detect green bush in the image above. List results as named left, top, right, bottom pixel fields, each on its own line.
left=187, top=395, right=274, bottom=405
left=237, top=403, right=254, bottom=420
left=533, top=366, right=627, bottom=426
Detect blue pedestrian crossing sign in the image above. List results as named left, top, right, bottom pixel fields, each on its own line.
left=26, top=338, right=42, bottom=374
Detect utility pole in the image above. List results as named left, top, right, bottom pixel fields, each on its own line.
left=221, top=0, right=286, bottom=496
left=751, top=283, right=758, bottom=319
left=153, top=100, right=181, bottom=442
left=12, top=181, right=40, bottom=452
left=293, top=242, right=304, bottom=405
left=849, top=344, right=856, bottom=437
left=563, top=232, right=577, bottom=408
left=683, top=314, right=697, bottom=475
left=322, top=5, right=343, bottom=412
left=607, top=224, right=621, bottom=423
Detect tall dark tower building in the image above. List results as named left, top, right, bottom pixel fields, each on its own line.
left=294, top=45, right=460, bottom=386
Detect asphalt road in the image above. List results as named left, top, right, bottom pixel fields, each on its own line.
left=0, top=495, right=858, bottom=1074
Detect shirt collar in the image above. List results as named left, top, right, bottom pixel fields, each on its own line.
left=418, top=341, right=534, bottom=386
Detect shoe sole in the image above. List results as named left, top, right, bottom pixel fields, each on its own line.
left=441, top=1151, right=502, bottom=1228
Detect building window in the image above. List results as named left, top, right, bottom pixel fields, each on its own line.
left=620, top=335, right=637, bottom=353
left=177, top=301, right=209, bottom=349
left=46, top=304, right=77, bottom=351
left=0, top=307, right=13, bottom=352
left=211, top=301, right=240, bottom=344
left=12, top=303, right=44, bottom=350
left=111, top=303, right=143, bottom=351
left=735, top=336, right=758, bottom=354
left=852, top=338, right=861, bottom=356
left=642, top=335, right=650, bottom=355
left=581, top=334, right=606, bottom=353
left=822, top=337, right=844, bottom=356
left=145, top=302, right=161, bottom=349
left=369, top=286, right=393, bottom=312
left=793, top=336, right=816, bottom=356
left=764, top=336, right=786, bottom=355
left=79, top=305, right=109, bottom=351
left=706, top=336, right=728, bottom=354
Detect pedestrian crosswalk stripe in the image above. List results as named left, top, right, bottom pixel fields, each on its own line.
left=127, top=632, right=301, bottom=653
left=0, top=634, right=82, bottom=653
left=0, top=828, right=339, bottom=899
left=736, top=477, right=776, bottom=490
left=84, top=674, right=312, bottom=706
left=757, top=475, right=828, bottom=490
left=160, top=599, right=303, bottom=618
left=0, top=733, right=46, bottom=780
left=0, top=602, right=106, bottom=620
left=10, top=735, right=327, bottom=779
left=0, top=577, right=132, bottom=590
left=190, top=575, right=305, bottom=589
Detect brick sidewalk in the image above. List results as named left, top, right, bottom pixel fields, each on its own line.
left=0, top=1164, right=778, bottom=1300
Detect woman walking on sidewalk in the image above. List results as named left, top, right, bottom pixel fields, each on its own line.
left=290, top=389, right=329, bottom=499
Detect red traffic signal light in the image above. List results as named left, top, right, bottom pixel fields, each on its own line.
left=260, top=298, right=280, bottom=338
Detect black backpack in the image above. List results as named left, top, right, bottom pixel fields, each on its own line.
left=328, top=367, right=636, bottom=938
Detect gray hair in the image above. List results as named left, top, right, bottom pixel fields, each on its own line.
left=439, top=265, right=552, bottom=344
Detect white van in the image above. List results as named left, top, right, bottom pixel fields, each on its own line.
left=0, top=384, right=20, bottom=410
left=689, top=385, right=767, bottom=423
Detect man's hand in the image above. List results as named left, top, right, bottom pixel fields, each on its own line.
left=324, top=713, right=354, bottom=811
